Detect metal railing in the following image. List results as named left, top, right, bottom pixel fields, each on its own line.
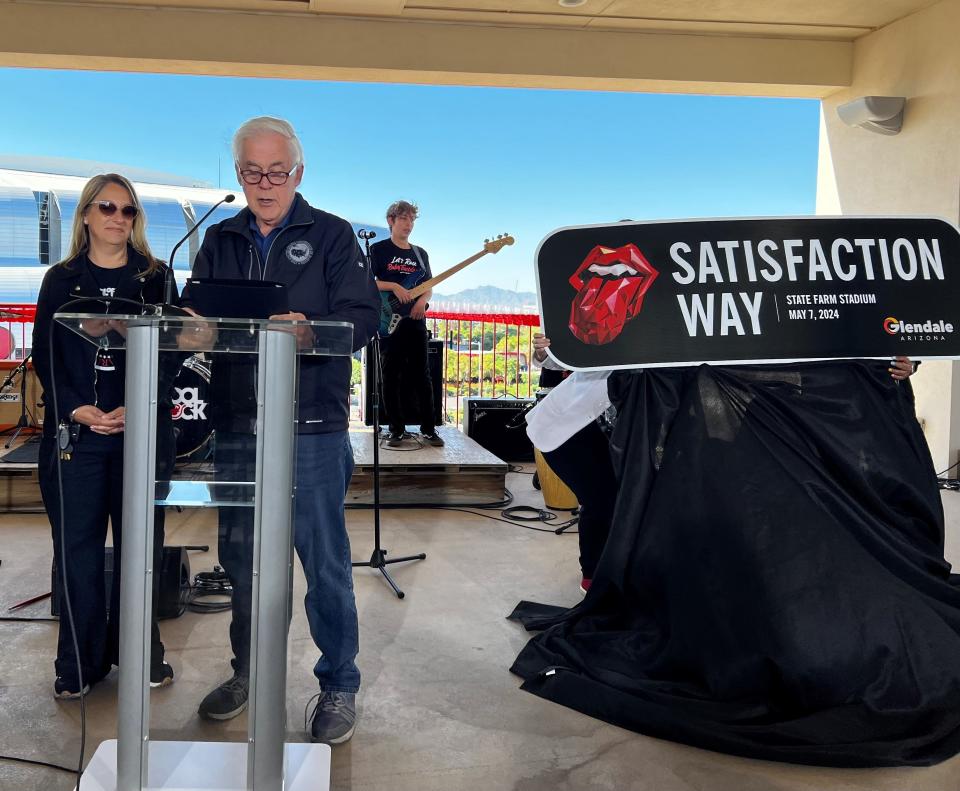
left=1, top=302, right=546, bottom=428
left=0, top=304, right=36, bottom=362
left=426, top=310, right=541, bottom=427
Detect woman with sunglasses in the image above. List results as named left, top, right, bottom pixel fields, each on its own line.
left=32, top=173, right=176, bottom=699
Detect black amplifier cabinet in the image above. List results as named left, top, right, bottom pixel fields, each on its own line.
left=463, top=397, right=535, bottom=462
left=52, top=546, right=191, bottom=620
left=363, top=338, right=444, bottom=427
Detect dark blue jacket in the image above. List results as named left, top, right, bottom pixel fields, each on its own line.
left=182, top=194, right=380, bottom=434
left=32, top=248, right=170, bottom=438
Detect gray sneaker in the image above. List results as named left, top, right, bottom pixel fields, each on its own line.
left=308, top=691, right=357, bottom=744
left=198, top=674, right=248, bottom=721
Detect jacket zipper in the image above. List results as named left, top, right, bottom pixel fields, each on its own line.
left=231, top=219, right=312, bottom=281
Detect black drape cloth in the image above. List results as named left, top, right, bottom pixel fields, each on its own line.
left=510, top=361, right=960, bottom=768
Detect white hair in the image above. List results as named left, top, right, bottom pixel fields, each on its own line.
left=232, top=116, right=304, bottom=168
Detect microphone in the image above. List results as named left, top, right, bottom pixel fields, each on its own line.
left=357, top=229, right=377, bottom=267
left=163, top=193, right=236, bottom=304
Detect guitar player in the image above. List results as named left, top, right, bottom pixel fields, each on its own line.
left=370, top=200, right=444, bottom=448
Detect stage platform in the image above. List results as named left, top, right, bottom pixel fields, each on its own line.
left=0, top=426, right=508, bottom=511
left=348, top=424, right=508, bottom=506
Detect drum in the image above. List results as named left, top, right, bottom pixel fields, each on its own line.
left=534, top=448, right=579, bottom=510
left=171, top=354, right=213, bottom=462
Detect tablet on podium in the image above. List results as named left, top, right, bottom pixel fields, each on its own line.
left=186, top=278, right=289, bottom=319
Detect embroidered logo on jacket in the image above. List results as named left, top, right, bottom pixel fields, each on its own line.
left=285, top=241, right=314, bottom=265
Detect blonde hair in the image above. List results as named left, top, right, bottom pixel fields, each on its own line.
left=232, top=116, right=304, bottom=168
left=60, top=173, right=162, bottom=275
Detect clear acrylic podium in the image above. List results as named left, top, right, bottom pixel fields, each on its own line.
left=54, top=311, right=354, bottom=791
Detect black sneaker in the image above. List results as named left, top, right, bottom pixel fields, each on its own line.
left=198, top=674, right=248, bottom=720
left=54, top=677, right=90, bottom=700
left=150, top=661, right=175, bottom=688
left=308, top=691, right=357, bottom=744
left=386, top=431, right=405, bottom=447
left=421, top=432, right=445, bottom=447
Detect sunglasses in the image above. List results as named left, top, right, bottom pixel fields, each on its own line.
left=94, top=201, right=139, bottom=219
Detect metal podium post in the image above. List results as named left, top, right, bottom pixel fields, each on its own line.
left=248, top=328, right=298, bottom=790
left=117, top=320, right=160, bottom=790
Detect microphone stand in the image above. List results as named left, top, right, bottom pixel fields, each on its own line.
left=351, top=230, right=426, bottom=599
left=1, top=353, right=38, bottom=449
left=164, top=193, right=236, bottom=306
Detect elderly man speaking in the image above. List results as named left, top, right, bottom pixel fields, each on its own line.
left=182, top=116, right=379, bottom=744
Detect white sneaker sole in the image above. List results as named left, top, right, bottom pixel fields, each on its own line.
left=314, top=721, right=356, bottom=745
left=199, top=700, right=248, bottom=721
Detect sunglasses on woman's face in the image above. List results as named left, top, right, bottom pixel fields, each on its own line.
left=93, top=201, right=139, bottom=219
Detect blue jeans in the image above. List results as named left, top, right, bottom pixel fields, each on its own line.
left=216, top=430, right=360, bottom=693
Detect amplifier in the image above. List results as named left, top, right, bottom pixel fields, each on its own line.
left=362, top=338, right=444, bottom=427
left=463, top=397, right=535, bottom=462
left=52, top=546, right=191, bottom=620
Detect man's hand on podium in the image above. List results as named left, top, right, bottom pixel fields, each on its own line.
left=177, top=306, right=218, bottom=351
left=270, top=311, right=315, bottom=351
left=80, top=317, right=112, bottom=338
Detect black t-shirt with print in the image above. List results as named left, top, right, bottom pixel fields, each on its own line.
left=370, top=239, right=432, bottom=291
left=85, top=258, right=127, bottom=419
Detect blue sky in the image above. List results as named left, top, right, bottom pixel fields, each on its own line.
left=0, top=68, right=820, bottom=293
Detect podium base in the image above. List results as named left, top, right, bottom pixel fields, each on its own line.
left=77, top=739, right=330, bottom=790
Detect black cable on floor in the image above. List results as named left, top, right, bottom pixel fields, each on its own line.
left=430, top=507, right=578, bottom=534
left=501, top=505, right=556, bottom=522
left=187, top=567, right=233, bottom=613
left=0, top=754, right=76, bottom=773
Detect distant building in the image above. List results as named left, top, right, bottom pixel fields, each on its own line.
left=0, top=156, right=386, bottom=304
left=0, top=157, right=387, bottom=360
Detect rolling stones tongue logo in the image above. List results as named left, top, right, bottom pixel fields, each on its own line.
left=568, top=244, right=659, bottom=345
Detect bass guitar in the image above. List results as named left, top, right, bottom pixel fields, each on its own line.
left=378, top=234, right=514, bottom=335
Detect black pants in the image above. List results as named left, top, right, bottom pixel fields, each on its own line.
left=39, top=434, right=167, bottom=687
left=213, top=432, right=258, bottom=676
left=380, top=318, right=435, bottom=435
left=542, top=420, right=616, bottom=579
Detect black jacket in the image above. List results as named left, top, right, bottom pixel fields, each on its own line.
left=182, top=194, right=380, bottom=435
left=32, top=248, right=170, bottom=439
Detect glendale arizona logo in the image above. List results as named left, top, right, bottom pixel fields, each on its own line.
left=884, top=316, right=955, bottom=340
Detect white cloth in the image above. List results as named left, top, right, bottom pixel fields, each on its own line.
left=525, top=370, right=612, bottom=453
left=532, top=350, right=565, bottom=371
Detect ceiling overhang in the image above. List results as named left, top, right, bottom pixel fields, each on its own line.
left=0, top=1, right=860, bottom=97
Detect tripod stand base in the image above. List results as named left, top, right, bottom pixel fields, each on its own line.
left=352, top=548, right=427, bottom=599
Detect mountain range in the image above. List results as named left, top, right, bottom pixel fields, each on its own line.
left=432, top=285, right=538, bottom=310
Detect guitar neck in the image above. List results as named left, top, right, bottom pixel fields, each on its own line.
left=408, top=250, right=489, bottom=300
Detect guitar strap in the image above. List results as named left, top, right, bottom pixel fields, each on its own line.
left=409, top=244, right=429, bottom=285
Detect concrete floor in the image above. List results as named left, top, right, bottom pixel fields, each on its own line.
left=3, top=467, right=960, bottom=791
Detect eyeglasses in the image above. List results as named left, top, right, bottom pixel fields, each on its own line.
left=94, top=201, right=139, bottom=219
left=238, top=167, right=298, bottom=186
